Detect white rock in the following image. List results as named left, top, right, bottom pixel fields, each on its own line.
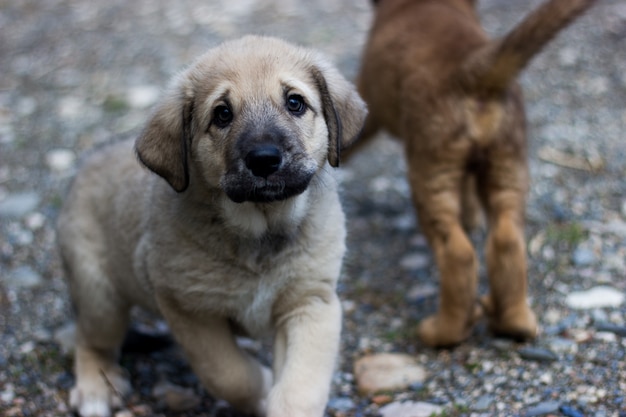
left=7, top=266, right=43, bottom=288
left=379, top=401, right=443, bottom=417
left=565, top=286, right=625, bottom=309
left=354, top=353, right=427, bottom=395
left=46, top=149, right=76, bottom=173
left=25, top=212, right=46, bottom=230
left=0, top=192, right=40, bottom=218
left=58, top=96, right=85, bottom=119
left=400, top=253, right=430, bottom=270
left=558, top=47, right=579, bottom=66
left=127, top=85, right=160, bottom=109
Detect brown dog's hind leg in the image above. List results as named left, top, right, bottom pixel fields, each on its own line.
left=482, top=164, right=537, bottom=340
left=413, top=167, right=478, bottom=347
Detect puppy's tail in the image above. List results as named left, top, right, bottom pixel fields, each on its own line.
left=461, top=0, right=597, bottom=93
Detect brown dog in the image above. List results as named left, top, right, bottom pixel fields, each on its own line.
left=354, top=0, right=597, bottom=347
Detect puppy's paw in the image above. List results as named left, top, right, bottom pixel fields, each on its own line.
left=417, top=314, right=473, bottom=348
left=70, top=367, right=131, bottom=417
left=481, top=294, right=538, bottom=341
left=266, top=384, right=326, bottom=417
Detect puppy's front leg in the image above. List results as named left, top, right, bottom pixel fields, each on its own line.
left=156, top=294, right=272, bottom=417
left=269, top=291, right=342, bottom=417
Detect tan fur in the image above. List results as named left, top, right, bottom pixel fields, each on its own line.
left=354, top=0, right=596, bottom=347
left=57, top=35, right=366, bottom=417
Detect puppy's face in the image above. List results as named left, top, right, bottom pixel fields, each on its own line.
left=136, top=36, right=366, bottom=203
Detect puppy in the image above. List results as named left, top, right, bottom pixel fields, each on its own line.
left=57, top=35, right=366, bottom=417
left=355, top=0, right=596, bottom=347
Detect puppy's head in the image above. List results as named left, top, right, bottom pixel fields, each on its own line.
left=136, top=36, right=366, bottom=203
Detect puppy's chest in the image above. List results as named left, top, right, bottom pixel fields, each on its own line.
left=186, top=234, right=300, bottom=336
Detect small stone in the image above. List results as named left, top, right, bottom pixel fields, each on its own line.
left=539, top=372, right=553, bottom=385
left=372, top=394, right=393, bottom=405
left=558, top=47, right=579, bottom=66
left=58, top=96, right=85, bottom=119
left=594, top=322, right=626, bottom=337
left=327, top=397, right=354, bottom=412
left=379, top=401, right=442, bottom=417
left=24, top=212, right=46, bottom=230
left=518, top=347, right=559, bottom=362
left=572, top=247, right=595, bottom=267
left=152, top=380, right=200, bottom=412
left=114, top=410, right=134, bottom=417
left=127, top=85, right=160, bottom=109
left=20, top=341, right=35, bottom=354
left=566, top=328, right=593, bottom=343
left=0, top=383, right=15, bottom=403
left=342, top=299, right=356, bottom=314
left=525, top=401, right=561, bottom=416
left=548, top=338, right=578, bottom=355
left=46, top=149, right=76, bottom=173
left=129, top=404, right=152, bottom=416
left=406, top=284, right=438, bottom=302
left=0, top=192, right=40, bottom=218
left=560, top=405, right=584, bottom=417
left=474, top=395, right=493, bottom=411
left=565, top=286, right=625, bottom=309
left=354, top=353, right=427, bottom=395
left=400, top=253, right=430, bottom=270
left=7, top=266, right=43, bottom=289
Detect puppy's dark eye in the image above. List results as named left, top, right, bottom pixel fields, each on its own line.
left=286, top=95, right=306, bottom=116
left=213, top=105, right=233, bottom=128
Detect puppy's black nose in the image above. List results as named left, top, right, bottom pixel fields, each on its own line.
left=245, top=145, right=283, bottom=178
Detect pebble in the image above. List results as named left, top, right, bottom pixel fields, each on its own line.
left=354, top=353, right=427, bottom=395
left=327, top=397, right=355, bottom=412
left=114, top=411, right=134, bottom=417
left=0, top=192, right=40, bottom=218
left=0, top=383, right=15, bottom=403
left=6, top=266, right=43, bottom=289
left=57, top=96, right=85, bottom=120
left=151, top=380, right=200, bottom=412
left=474, top=394, right=494, bottom=411
left=565, top=286, right=625, bottom=309
left=560, top=405, right=585, bottom=417
left=525, top=400, right=561, bottom=416
left=127, top=85, right=160, bottom=109
left=45, top=149, right=76, bottom=173
left=24, top=212, right=46, bottom=230
left=372, top=394, right=393, bottom=405
left=594, top=322, right=626, bottom=337
left=572, top=247, right=595, bottom=266
left=406, top=283, right=438, bottom=302
left=378, top=401, right=442, bottom=417
left=399, top=253, right=430, bottom=270
left=517, top=347, right=559, bottom=362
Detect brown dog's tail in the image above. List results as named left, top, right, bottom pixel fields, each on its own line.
left=461, top=0, right=597, bottom=93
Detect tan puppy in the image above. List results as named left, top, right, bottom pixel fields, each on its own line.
left=355, top=0, right=596, bottom=347
left=57, top=35, right=366, bottom=417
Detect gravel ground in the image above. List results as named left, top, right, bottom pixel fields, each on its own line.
left=1, top=0, right=626, bottom=416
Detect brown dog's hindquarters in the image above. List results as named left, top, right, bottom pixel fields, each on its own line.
left=356, top=0, right=597, bottom=347
left=58, top=36, right=366, bottom=417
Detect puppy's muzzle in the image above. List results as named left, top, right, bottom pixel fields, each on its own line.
left=245, top=144, right=283, bottom=179
left=221, top=127, right=317, bottom=204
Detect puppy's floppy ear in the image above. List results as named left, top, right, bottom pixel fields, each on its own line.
left=310, top=62, right=367, bottom=167
left=135, top=75, right=194, bottom=192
